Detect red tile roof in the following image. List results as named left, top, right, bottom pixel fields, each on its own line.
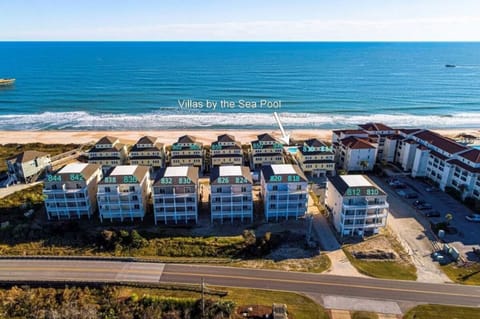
left=414, top=130, right=467, bottom=155
left=386, top=134, right=403, bottom=140
left=459, top=149, right=480, bottom=163
left=447, top=159, right=480, bottom=173
left=358, top=123, right=394, bottom=131
left=340, top=136, right=376, bottom=149
left=332, top=129, right=367, bottom=135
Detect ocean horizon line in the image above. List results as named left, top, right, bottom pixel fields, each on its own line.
left=2, top=40, right=480, bottom=43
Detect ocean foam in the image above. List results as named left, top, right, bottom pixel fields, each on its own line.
left=0, top=111, right=480, bottom=130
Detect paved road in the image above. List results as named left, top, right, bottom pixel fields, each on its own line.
left=1, top=259, right=480, bottom=308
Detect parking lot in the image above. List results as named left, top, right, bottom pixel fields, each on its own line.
left=374, top=174, right=480, bottom=259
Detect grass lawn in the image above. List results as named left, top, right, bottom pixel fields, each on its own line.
left=351, top=311, right=378, bottom=319
left=404, top=304, right=480, bottom=319
left=441, top=263, right=480, bottom=285
left=118, top=286, right=329, bottom=319
left=0, top=143, right=82, bottom=173
left=0, top=285, right=328, bottom=319
left=224, top=287, right=329, bottom=319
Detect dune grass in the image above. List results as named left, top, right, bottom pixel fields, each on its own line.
left=404, top=304, right=480, bottom=319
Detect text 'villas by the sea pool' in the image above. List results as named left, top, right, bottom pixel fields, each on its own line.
left=177, top=99, right=282, bottom=110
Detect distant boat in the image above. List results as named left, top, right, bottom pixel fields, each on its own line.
left=445, top=64, right=456, bottom=68
left=0, top=78, right=15, bottom=86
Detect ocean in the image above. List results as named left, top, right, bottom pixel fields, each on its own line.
left=0, top=42, right=479, bottom=130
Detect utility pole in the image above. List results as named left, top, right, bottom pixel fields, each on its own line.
left=201, top=277, right=205, bottom=319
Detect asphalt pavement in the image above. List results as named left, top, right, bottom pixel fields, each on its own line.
left=1, top=259, right=480, bottom=308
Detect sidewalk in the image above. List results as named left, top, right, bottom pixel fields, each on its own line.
left=308, top=194, right=365, bottom=277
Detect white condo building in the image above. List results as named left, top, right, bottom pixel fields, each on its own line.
left=333, top=136, right=377, bottom=172
left=210, top=166, right=253, bottom=223
left=260, top=164, right=308, bottom=221
left=43, top=163, right=102, bottom=220
left=153, top=166, right=199, bottom=224
left=326, top=175, right=389, bottom=237
left=97, top=165, right=151, bottom=222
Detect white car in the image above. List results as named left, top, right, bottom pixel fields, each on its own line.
left=465, top=214, right=480, bottom=222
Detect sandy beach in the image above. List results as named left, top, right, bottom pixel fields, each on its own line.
left=0, top=128, right=478, bottom=145
left=0, top=129, right=332, bottom=145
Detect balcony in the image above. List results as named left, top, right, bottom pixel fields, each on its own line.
left=343, top=199, right=388, bottom=210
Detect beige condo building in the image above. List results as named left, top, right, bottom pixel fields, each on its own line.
left=210, top=134, right=243, bottom=167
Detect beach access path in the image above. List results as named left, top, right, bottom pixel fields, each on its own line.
left=0, top=182, right=41, bottom=200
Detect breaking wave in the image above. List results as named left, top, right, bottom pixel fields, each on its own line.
left=1, top=111, right=480, bottom=130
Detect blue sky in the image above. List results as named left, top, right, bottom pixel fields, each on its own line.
left=1, top=0, right=479, bottom=40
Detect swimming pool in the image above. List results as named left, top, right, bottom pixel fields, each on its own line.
left=286, top=146, right=299, bottom=154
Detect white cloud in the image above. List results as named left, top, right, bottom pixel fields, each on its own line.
left=4, top=16, right=480, bottom=40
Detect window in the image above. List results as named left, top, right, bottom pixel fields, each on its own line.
left=134, top=204, right=140, bottom=209
left=272, top=185, right=278, bottom=191
left=296, top=185, right=302, bottom=190
left=129, top=186, right=135, bottom=192
left=105, top=187, right=111, bottom=193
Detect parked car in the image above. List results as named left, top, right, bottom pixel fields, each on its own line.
left=404, top=192, right=419, bottom=199
left=413, top=200, right=426, bottom=207
left=417, top=203, right=433, bottom=210
left=387, top=178, right=400, bottom=186
left=425, top=186, right=439, bottom=192
left=465, top=214, right=480, bottom=222
left=424, top=210, right=441, bottom=217
left=393, top=183, right=407, bottom=189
